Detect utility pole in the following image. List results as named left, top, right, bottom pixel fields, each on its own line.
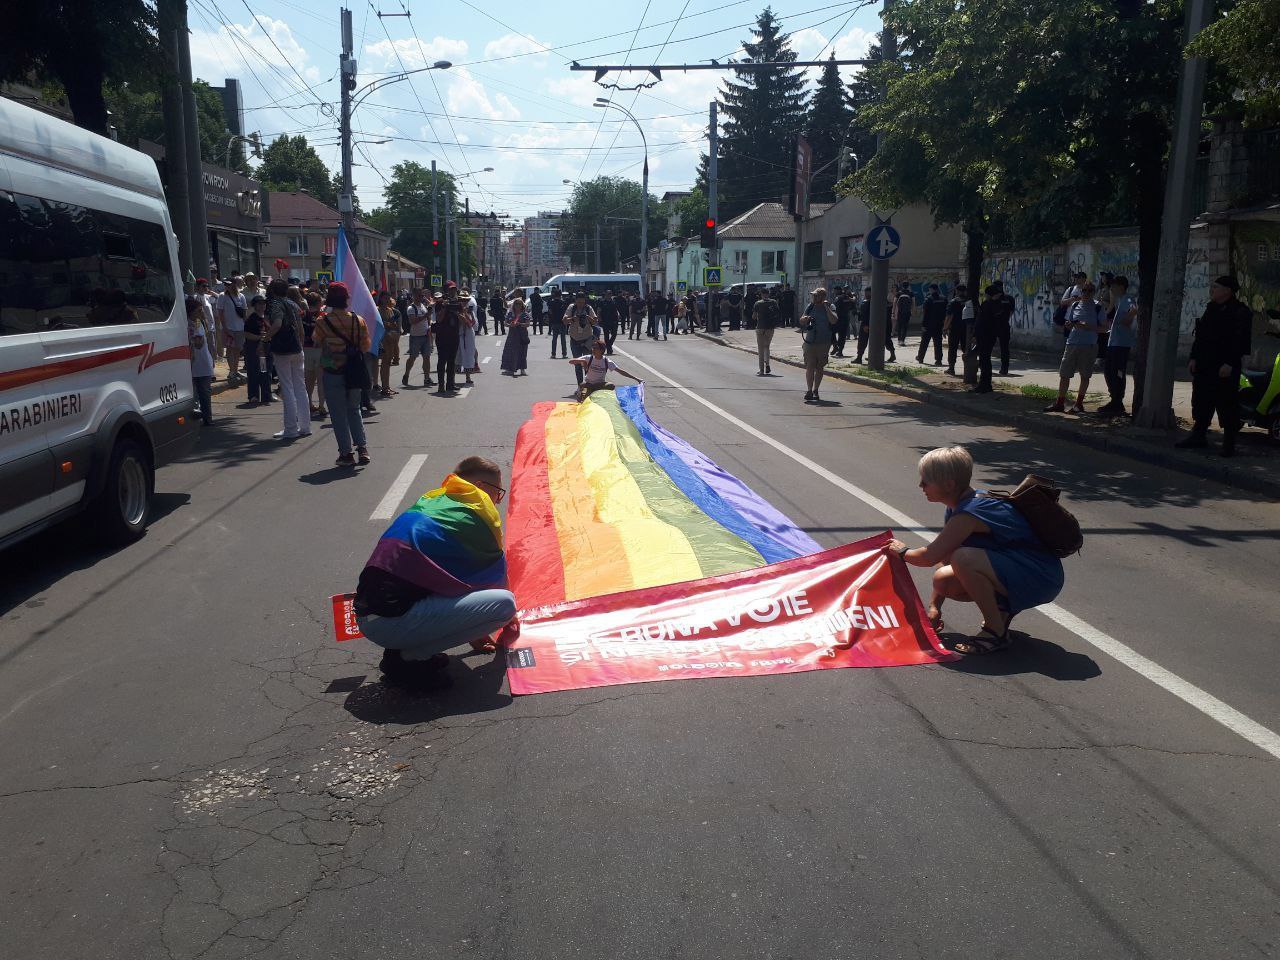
left=640, top=151, right=649, bottom=288
left=1136, top=0, right=1214, bottom=430
left=338, top=7, right=357, bottom=238
left=868, top=0, right=898, bottom=371
left=158, top=0, right=192, bottom=278
left=431, top=160, right=439, bottom=281
left=595, top=222, right=601, bottom=273
left=175, top=0, right=209, bottom=283
left=706, top=100, right=716, bottom=273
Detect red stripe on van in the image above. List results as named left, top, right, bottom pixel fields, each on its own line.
left=0, top=344, right=149, bottom=392
left=138, top=343, right=192, bottom=372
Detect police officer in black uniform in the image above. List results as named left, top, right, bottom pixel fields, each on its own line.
left=1175, top=275, right=1253, bottom=457
left=972, top=281, right=1015, bottom=393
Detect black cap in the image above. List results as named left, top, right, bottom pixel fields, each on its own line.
left=1213, top=274, right=1240, bottom=292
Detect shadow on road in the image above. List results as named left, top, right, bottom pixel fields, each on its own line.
left=342, top=649, right=511, bottom=724
left=940, top=631, right=1102, bottom=682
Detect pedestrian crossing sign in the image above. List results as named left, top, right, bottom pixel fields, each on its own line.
left=430, top=274, right=443, bottom=287
left=703, top=266, right=723, bottom=287
left=314, top=270, right=333, bottom=285
left=676, top=280, right=688, bottom=293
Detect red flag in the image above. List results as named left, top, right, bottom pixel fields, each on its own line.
left=506, top=532, right=955, bottom=695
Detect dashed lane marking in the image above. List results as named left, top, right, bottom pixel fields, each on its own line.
left=370, top=454, right=429, bottom=521
left=615, top=347, right=1280, bottom=761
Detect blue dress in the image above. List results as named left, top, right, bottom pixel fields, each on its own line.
left=945, top=491, right=1065, bottom=614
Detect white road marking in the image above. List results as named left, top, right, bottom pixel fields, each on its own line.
left=482, top=356, right=492, bottom=364
left=456, top=385, right=473, bottom=399
left=370, top=454, right=428, bottom=521
left=616, top=348, right=1280, bottom=761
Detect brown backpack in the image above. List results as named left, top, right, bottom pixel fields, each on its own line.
left=989, top=475, right=1083, bottom=558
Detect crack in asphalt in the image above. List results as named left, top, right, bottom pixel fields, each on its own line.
left=881, top=689, right=1274, bottom=763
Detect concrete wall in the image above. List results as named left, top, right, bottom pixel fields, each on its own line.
left=982, top=227, right=1217, bottom=353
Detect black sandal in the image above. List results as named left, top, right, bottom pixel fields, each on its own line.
left=950, top=625, right=1012, bottom=656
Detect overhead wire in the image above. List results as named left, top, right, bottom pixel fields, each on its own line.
left=574, top=0, right=654, bottom=183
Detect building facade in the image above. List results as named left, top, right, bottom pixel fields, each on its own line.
left=262, top=191, right=387, bottom=287
left=523, top=211, right=569, bottom=283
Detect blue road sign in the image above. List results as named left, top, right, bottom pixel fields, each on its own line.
left=866, top=224, right=901, bottom=261
left=676, top=280, right=688, bottom=293
left=703, top=266, right=723, bottom=287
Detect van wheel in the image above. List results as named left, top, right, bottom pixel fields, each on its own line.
left=93, top=438, right=153, bottom=545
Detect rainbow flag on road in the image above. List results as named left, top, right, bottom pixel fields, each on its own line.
left=365, top=475, right=506, bottom=597
left=507, top=386, right=820, bottom=609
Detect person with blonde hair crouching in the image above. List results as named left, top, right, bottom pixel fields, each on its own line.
left=883, top=445, right=1064, bottom=655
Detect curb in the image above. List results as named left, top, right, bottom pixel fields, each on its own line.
left=695, top=332, right=1280, bottom=501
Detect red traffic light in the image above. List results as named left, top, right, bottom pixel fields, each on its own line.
left=704, top=218, right=716, bottom=229
left=431, top=239, right=440, bottom=248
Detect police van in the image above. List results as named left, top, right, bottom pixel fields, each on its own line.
left=0, top=98, right=200, bottom=550
left=540, top=273, right=643, bottom=299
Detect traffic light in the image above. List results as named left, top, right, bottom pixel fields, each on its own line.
left=431, top=238, right=441, bottom=255
left=321, top=253, right=331, bottom=270
left=700, top=216, right=717, bottom=249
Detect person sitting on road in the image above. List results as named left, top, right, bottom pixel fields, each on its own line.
left=355, top=456, right=517, bottom=692
left=883, top=446, right=1064, bottom=656
left=569, top=339, right=643, bottom=401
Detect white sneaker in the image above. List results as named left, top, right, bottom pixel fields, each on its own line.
left=274, top=430, right=300, bottom=440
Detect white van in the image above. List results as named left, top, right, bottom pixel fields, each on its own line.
left=0, top=98, right=200, bottom=550
left=540, top=273, right=642, bottom=299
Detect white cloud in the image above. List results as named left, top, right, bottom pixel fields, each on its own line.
left=483, top=33, right=550, bottom=61
left=445, top=68, right=521, bottom=121
left=363, top=36, right=469, bottom=70
left=190, top=15, right=320, bottom=87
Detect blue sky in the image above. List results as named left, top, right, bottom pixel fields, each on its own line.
left=187, top=0, right=880, bottom=220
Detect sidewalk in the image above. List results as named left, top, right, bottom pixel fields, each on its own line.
left=699, top=327, right=1279, bottom=500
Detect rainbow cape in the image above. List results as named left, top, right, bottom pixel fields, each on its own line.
left=507, top=385, right=820, bottom=609
left=365, top=474, right=506, bottom=596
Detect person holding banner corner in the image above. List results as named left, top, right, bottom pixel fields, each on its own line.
left=884, top=446, right=1064, bottom=655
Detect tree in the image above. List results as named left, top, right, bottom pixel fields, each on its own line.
left=715, top=7, right=809, bottom=220
left=841, top=0, right=1182, bottom=318
left=1190, top=0, right=1280, bottom=126
left=257, top=135, right=338, bottom=206
left=3, top=0, right=157, bottom=134
left=805, top=54, right=854, bottom=203
left=845, top=40, right=885, bottom=172
left=561, top=176, right=663, bottom=272
left=674, top=187, right=709, bottom=239
left=106, top=80, right=249, bottom=174
left=372, top=162, right=475, bottom=276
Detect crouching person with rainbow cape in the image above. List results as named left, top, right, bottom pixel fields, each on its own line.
left=355, top=456, right=516, bottom=691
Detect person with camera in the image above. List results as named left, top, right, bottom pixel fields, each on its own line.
left=1044, top=280, right=1105, bottom=414
left=313, top=282, right=372, bottom=467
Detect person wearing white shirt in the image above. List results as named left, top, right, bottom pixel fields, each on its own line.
left=194, top=278, right=220, bottom=360
left=400, top=288, right=436, bottom=388
left=216, top=276, right=248, bottom=381
left=187, top=296, right=216, bottom=425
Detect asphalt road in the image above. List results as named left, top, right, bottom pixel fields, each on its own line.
left=2, top=330, right=1278, bottom=960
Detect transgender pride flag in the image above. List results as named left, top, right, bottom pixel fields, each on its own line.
left=335, top=226, right=385, bottom=354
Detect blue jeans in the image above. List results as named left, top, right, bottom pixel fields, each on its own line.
left=358, top=589, right=517, bottom=659
left=322, top=370, right=366, bottom=455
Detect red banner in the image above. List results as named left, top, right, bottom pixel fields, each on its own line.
left=506, top=532, right=955, bottom=695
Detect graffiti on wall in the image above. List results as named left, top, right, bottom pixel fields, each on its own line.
left=983, top=254, right=1055, bottom=333
left=1231, top=221, right=1280, bottom=366
left=1181, top=233, right=1211, bottom=335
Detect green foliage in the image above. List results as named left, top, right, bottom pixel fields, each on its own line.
left=562, top=176, right=663, bottom=271
left=372, top=162, right=474, bottom=275
left=716, top=7, right=809, bottom=220
left=838, top=0, right=1184, bottom=248
left=106, top=80, right=248, bottom=174
left=844, top=40, right=885, bottom=180
left=257, top=135, right=338, bottom=206
left=673, top=187, right=708, bottom=239
left=1190, top=0, right=1280, bottom=126
left=804, top=54, right=853, bottom=203
left=3, top=0, right=158, bottom=134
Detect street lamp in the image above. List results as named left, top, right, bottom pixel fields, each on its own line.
left=593, top=98, right=648, bottom=286
left=341, top=57, right=451, bottom=235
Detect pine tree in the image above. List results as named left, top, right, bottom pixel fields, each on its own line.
left=846, top=40, right=885, bottom=171
left=716, top=7, right=809, bottom=220
left=805, top=53, right=854, bottom=203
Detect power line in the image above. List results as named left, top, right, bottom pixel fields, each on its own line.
left=576, top=0, right=653, bottom=183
